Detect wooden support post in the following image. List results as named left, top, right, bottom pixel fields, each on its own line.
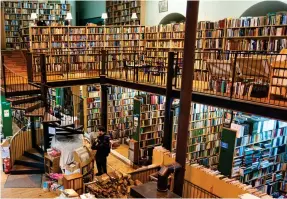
left=43, top=123, right=49, bottom=152
left=101, top=50, right=106, bottom=76
left=101, top=84, right=108, bottom=131
left=40, top=54, right=48, bottom=111
left=173, top=1, right=199, bottom=197
left=163, top=52, right=175, bottom=150
left=2, top=55, right=7, bottom=97
left=30, top=116, right=36, bottom=148
left=82, top=85, right=88, bottom=132
left=26, top=52, right=33, bottom=82
left=71, top=86, right=81, bottom=117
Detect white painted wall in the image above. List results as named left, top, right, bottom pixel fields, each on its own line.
left=145, top=0, right=287, bottom=26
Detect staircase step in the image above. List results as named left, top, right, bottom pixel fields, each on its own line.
left=6, top=96, right=41, bottom=105
left=23, top=148, right=44, bottom=162
left=43, top=113, right=61, bottom=123
left=11, top=101, right=43, bottom=112
left=6, top=84, right=40, bottom=92
left=24, top=107, right=45, bottom=117
left=10, top=165, right=44, bottom=175
left=15, top=155, right=44, bottom=169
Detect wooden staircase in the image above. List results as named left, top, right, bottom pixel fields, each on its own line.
left=2, top=50, right=27, bottom=77
left=11, top=149, right=44, bottom=175
left=2, top=59, right=84, bottom=175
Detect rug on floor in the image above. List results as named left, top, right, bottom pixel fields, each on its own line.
left=4, top=174, right=42, bottom=188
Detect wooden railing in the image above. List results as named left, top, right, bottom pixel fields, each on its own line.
left=128, top=165, right=220, bottom=198
left=183, top=180, right=220, bottom=198
left=129, top=165, right=160, bottom=183
left=9, top=125, right=32, bottom=166
left=36, top=128, right=43, bottom=146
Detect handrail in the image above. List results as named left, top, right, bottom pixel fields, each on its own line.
left=9, top=123, right=32, bottom=166
left=3, top=63, right=28, bottom=80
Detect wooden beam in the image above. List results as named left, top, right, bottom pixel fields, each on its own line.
left=173, top=1, right=199, bottom=196
left=163, top=52, right=175, bottom=150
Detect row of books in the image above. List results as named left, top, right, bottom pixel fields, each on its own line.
left=197, top=30, right=225, bottom=38
left=227, top=14, right=287, bottom=28
left=229, top=115, right=287, bottom=196
left=226, top=27, right=287, bottom=37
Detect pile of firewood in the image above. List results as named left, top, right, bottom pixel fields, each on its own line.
left=86, top=171, right=142, bottom=198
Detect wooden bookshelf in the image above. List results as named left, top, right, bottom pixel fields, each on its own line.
left=73, top=146, right=94, bottom=184
left=2, top=1, right=70, bottom=49
left=86, top=85, right=101, bottom=133
left=44, top=154, right=60, bottom=175
left=220, top=115, right=287, bottom=196
left=107, top=86, right=138, bottom=143
left=172, top=103, right=224, bottom=169
left=269, top=49, right=287, bottom=100
left=130, top=94, right=165, bottom=165
left=29, top=25, right=144, bottom=76
left=226, top=13, right=287, bottom=52
left=106, top=0, right=145, bottom=25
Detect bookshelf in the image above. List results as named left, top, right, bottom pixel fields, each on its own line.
left=130, top=93, right=165, bottom=165
left=219, top=114, right=287, bottom=197
left=172, top=103, right=224, bottom=169
left=225, top=13, right=287, bottom=52
left=2, top=1, right=70, bottom=49
left=107, top=86, right=138, bottom=143
left=86, top=85, right=101, bottom=134
left=29, top=25, right=144, bottom=76
left=73, top=146, right=94, bottom=183
left=269, top=49, right=287, bottom=100
left=196, top=20, right=226, bottom=51
left=44, top=154, right=60, bottom=175
left=106, top=0, right=145, bottom=25
left=19, top=27, right=30, bottom=49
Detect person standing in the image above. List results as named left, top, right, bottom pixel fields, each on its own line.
left=37, top=16, right=47, bottom=26
left=91, top=126, right=110, bottom=176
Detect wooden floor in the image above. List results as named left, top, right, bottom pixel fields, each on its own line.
left=113, top=144, right=129, bottom=159
left=1, top=150, right=134, bottom=198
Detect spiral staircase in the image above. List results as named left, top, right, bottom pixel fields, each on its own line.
left=1, top=50, right=84, bottom=174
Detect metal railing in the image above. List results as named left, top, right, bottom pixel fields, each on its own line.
left=28, top=49, right=102, bottom=83
left=44, top=85, right=84, bottom=128
left=174, top=50, right=287, bottom=109
left=26, top=49, right=287, bottom=109
left=104, top=50, right=169, bottom=87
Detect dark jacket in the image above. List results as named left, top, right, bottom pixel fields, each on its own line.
left=37, top=20, right=47, bottom=26
left=91, top=134, right=110, bottom=158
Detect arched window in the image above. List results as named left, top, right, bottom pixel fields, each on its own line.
left=159, top=13, right=185, bottom=25
left=241, top=1, right=287, bottom=17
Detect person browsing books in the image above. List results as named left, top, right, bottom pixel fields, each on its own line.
left=37, top=16, right=47, bottom=26
left=91, top=126, right=110, bottom=176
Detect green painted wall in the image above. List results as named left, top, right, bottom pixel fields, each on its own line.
left=1, top=95, right=12, bottom=138
left=77, top=1, right=106, bottom=22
